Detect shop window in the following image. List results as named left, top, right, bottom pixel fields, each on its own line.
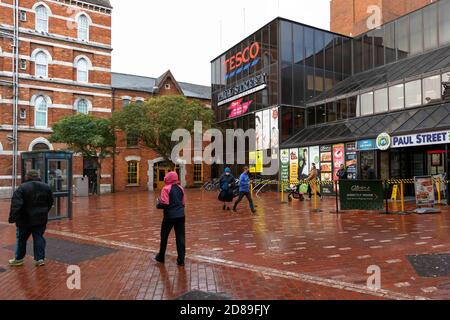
left=405, top=80, right=422, bottom=108
left=423, top=75, right=441, bottom=104
left=193, top=163, right=203, bottom=184
left=423, top=4, right=438, bottom=51
left=127, top=161, right=139, bottom=185
left=337, top=99, right=348, bottom=120
left=326, top=102, right=337, bottom=122
left=374, top=88, right=388, bottom=113
left=348, top=96, right=357, bottom=119
left=439, top=0, right=450, bottom=46
left=389, top=84, right=404, bottom=110
left=360, top=92, right=374, bottom=116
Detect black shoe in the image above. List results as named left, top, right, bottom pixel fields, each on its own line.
left=177, top=261, right=185, bottom=267
left=232, top=208, right=237, bottom=213
left=251, top=209, right=257, bottom=214
left=154, top=255, right=165, bottom=264
left=223, top=204, right=226, bottom=210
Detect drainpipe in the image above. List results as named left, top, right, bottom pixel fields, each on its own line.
left=11, top=0, right=19, bottom=191
left=112, top=87, right=116, bottom=193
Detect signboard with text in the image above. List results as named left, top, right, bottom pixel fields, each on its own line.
left=392, top=131, right=450, bottom=148
left=339, top=180, right=384, bottom=210
left=414, top=176, right=435, bottom=206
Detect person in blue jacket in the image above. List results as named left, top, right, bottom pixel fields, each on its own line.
left=233, top=166, right=256, bottom=214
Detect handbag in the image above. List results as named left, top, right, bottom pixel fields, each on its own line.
left=299, top=184, right=308, bottom=194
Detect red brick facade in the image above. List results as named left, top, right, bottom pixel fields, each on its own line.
left=0, top=0, right=113, bottom=197
left=330, top=0, right=433, bottom=36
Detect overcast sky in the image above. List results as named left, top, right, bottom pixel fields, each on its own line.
left=111, top=0, right=331, bottom=86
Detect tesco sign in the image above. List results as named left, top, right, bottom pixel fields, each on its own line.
left=225, top=42, right=260, bottom=80
left=391, top=130, right=450, bottom=148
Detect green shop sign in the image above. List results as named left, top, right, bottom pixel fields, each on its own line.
left=339, top=180, right=384, bottom=211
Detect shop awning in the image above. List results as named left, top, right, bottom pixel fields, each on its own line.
left=307, top=45, right=450, bottom=106
left=281, top=102, right=450, bottom=149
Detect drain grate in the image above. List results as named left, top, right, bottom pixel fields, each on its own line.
left=4, top=237, right=117, bottom=265
left=176, top=290, right=232, bottom=301
left=407, top=253, right=450, bottom=278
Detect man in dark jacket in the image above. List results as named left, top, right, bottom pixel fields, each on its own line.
left=155, top=171, right=186, bottom=267
left=336, top=164, right=348, bottom=180
left=8, top=170, right=54, bottom=267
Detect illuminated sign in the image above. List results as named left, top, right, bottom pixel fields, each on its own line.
left=218, top=73, right=267, bottom=106
left=391, top=131, right=450, bottom=148
left=228, top=98, right=253, bottom=119
left=225, top=42, right=260, bottom=80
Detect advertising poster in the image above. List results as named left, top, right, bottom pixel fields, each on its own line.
left=320, top=145, right=333, bottom=194
left=298, top=147, right=309, bottom=179
left=414, top=176, right=435, bottom=206
left=333, top=144, right=345, bottom=180
left=339, top=180, right=384, bottom=210
left=345, top=142, right=358, bottom=180
left=249, top=151, right=256, bottom=174
left=280, top=149, right=290, bottom=188
left=271, top=107, right=279, bottom=157
left=289, top=149, right=299, bottom=185
left=309, top=146, right=320, bottom=170
left=255, top=111, right=263, bottom=151
left=262, top=109, right=271, bottom=150
left=256, top=151, right=264, bottom=173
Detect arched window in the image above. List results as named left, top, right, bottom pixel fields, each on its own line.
left=77, top=14, right=89, bottom=41
left=33, top=143, right=50, bottom=151
left=127, top=161, right=140, bottom=185
left=76, top=99, right=89, bottom=114
left=35, top=51, right=48, bottom=77
left=76, top=58, right=88, bottom=82
left=35, top=5, right=48, bottom=33
left=34, top=96, right=48, bottom=128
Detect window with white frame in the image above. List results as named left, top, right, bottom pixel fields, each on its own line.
left=35, top=5, right=48, bottom=33
left=405, top=80, right=422, bottom=108
left=389, top=84, right=405, bottom=110
left=374, top=88, right=388, bottom=113
left=34, top=96, right=48, bottom=128
left=122, top=98, right=131, bottom=107
left=35, top=51, right=48, bottom=77
left=77, top=99, right=89, bottom=114
left=77, top=14, right=89, bottom=41
left=423, top=75, right=441, bottom=104
left=76, top=58, right=89, bottom=82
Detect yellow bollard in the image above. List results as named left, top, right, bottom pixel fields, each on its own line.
left=281, top=181, right=284, bottom=203
left=313, top=181, right=318, bottom=210
left=250, top=182, right=253, bottom=198
left=400, top=181, right=405, bottom=213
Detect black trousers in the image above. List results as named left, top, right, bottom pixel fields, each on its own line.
left=307, top=185, right=322, bottom=198
left=158, top=217, right=185, bottom=264
left=233, top=192, right=254, bottom=210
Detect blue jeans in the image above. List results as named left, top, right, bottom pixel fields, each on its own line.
left=15, top=226, right=46, bottom=261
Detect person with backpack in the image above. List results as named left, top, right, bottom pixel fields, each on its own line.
left=218, top=167, right=235, bottom=211
left=8, top=170, right=54, bottom=267
left=155, top=171, right=186, bottom=267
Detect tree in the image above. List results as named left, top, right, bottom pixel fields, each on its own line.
left=50, top=114, right=116, bottom=194
left=112, top=95, right=214, bottom=162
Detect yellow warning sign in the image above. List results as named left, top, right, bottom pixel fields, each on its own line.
left=391, top=185, right=398, bottom=201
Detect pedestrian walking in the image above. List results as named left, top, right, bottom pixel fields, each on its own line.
left=233, top=167, right=256, bottom=214
left=307, top=163, right=322, bottom=200
left=336, top=164, right=348, bottom=180
left=218, top=167, right=235, bottom=211
left=8, top=170, right=54, bottom=267
left=155, top=171, right=186, bottom=267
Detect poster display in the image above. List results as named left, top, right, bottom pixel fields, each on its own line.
left=289, top=149, right=299, bottom=185
left=345, top=142, right=358, bottom=180
left=298, top=147, right=309, bottom=179
left=414, top=176, right=435, bottom=206
left=280, top=149, right=290, bottom=182
left=333, top=144, right=345, bottom=180
left=249, top=151, right=256, bottom=174
left=262, top=109, right=271, bottom=150
left=320, top=146, right=333, bottom=194
left=309, top=146, right=320, bottom=171
left=255, top=111, right=263, bottom=151
left=270, top=107, right=279, bottom=158
left=256, top=151, right=263, bottom=173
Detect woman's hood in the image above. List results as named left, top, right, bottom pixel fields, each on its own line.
left=164, top=171, right=179, bottom=185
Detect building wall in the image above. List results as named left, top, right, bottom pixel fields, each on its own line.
left=330, top=0, right=433, bottom=36
left=112, top=77, right=212, bottom=193
left=0, top=0, right=113, bottom=198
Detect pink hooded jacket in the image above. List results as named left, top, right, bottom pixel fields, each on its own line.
left=160, top=171, right=185, bottom=206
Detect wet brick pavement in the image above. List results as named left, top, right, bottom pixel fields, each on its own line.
left=1, top=190, right=450, bottom=300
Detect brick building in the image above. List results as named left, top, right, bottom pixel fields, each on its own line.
left=0, top=0, right=212, bottom=198
left=111, top=70, right=211, bottom=192
left=330, top=0, right=434, bottom=36
left=0, top=0, right=114, bottom=198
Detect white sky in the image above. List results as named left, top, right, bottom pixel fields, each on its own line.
left=111, top=0, right=331, bottom=86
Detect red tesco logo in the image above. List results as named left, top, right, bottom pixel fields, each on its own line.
left=225, top=42, right=260, bottom=73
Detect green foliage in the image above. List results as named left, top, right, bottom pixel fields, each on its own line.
left=112, top=95, right=214, bottom=160
left=50, top=114, right=116, bottom=161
